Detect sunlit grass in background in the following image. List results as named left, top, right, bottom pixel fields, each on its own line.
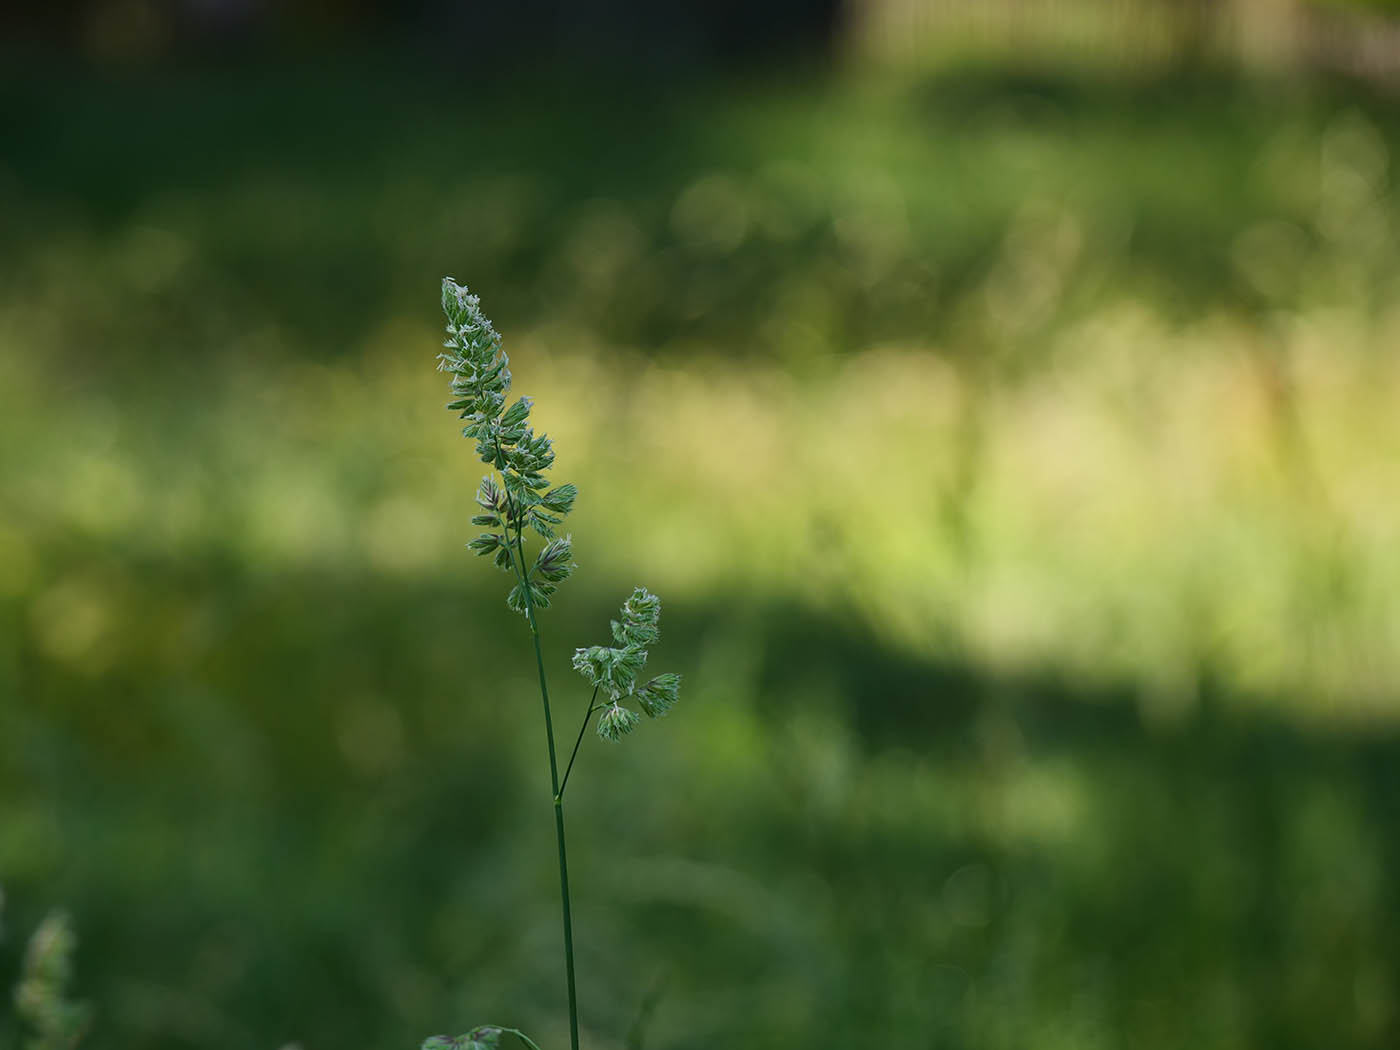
left=2, top=54, right=1399, bottom=1050
left=8, top=304, right=1399, bottom=720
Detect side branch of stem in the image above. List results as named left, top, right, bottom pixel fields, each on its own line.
left=558, top=685, right=600, bottom=802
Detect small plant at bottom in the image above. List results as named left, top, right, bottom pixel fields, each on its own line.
left=423, top=1028, right=541, bottom=1050
left=5, top=896, right=91, bottom=1050
left=423, top=280, right=683, bottom=1050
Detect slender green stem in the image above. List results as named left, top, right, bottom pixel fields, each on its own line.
left=558, top=686, right=600, bottom=803
left=512, top=520, right=581, bottom=1050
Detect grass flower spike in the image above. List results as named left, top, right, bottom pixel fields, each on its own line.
left=430, top=279, right=683, bottom=1050
left=439, top=280, right=579, bottom=612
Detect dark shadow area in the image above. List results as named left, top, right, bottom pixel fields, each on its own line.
left=3, top=556, right=1397, bottom=1048
left=5, top=55, right=1400, bottom=370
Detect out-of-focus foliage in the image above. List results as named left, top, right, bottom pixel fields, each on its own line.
left=422, top=1025, right=540, bottom=1050
left=1, top=45, right=1399, bottom=1050
left=5, top=909, right=90, bottom=1050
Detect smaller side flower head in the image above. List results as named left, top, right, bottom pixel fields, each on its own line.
left=573, top=587, right=683, bottom=741
left=439, top=278, right=577, bottom=613
left=596, top=703, right=642, bottom=742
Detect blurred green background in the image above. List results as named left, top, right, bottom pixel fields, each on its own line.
left=2, top=2, right=1400, bottom=1048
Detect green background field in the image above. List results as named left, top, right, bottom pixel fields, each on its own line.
left=2, top=39, right=1398, bottom=1050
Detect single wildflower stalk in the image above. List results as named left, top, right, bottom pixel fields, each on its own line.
left=432, top=280, right=682, bottom=1050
